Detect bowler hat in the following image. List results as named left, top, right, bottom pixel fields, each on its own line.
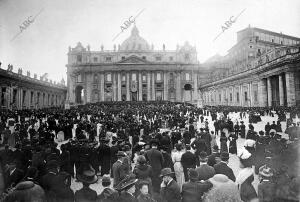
left=199, top=151, right=208, bottom=160
left=102, top=174, right=111, bottom=184
left=116, top=151, right=126, bottom=157
left=160, top=168, right=174, bottom=177
left=220, top=152, right=229, bottom=161
left=259, top=166, right=274, bottom=178
left=188, top=168, right=199, bottom=181
left=213, top=145, right=219, bottom=152
left=77, top=168, right=98, bottom=184
left=259, top=131, right=264, bottom=136
left=116, top=174, right=137, bottom=191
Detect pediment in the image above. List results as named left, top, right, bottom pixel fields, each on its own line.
left=117, top=55, right=148, bottom=64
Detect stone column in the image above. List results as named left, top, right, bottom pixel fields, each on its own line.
left=113, top=73, right=117, bottom=101
left=86, top=73, right=92, bottom=103
left=176, top=72, right=181, bottom=102
left=117, top=73, right=121, bottom=101
left=100, top=73, right=105, bottom=101
left=163, top=72, right=168, bottom=100
left=278, top=74, right=284, bottom=106
left=126, top=73, right=130, bottom=101
left=267, top=77, right=272, bottom=107
left=285, top=72, right=296, bottom=106
left=193, top=74, right=198, bottom=102
left=151, top=72, right=155, bottom=100
left=138, top=72, right=142, bottom=101
left=239, top=85, right=243, bottom=106
left=147, top=73, right=151, bottom=101
left=249, top=83, right=253, bottom=107
left=258, top=79, right=267, bottom=107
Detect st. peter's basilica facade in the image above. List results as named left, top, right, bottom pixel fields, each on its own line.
left=66, top=26, right=206, bottom=105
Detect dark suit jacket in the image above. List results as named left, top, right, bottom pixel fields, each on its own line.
left=182, top=181, right=213, bottom=202
left=75, top=186, right=97, bottom=202
left=214, top=162, right=236, bottom=182
left=118, top=192, right=137, bottom=202
left=112, top=160, right=126, bottom=187
left=5, top=168, right=24, bottom=189
left=145, top=148, right=164, bottom=175
left=195, top=163, right=215, bottom=181
left=160, top=179, right=181, bottom=202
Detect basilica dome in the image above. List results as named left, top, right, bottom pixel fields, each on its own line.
left=120, top=25, right=150, bottom=51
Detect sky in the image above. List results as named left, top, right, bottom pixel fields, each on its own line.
left=0, top=0, right=300, bottom=82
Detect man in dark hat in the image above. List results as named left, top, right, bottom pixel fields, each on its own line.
left=182, top=168, right=212, bottom=202
left=112, top=151, right=126, bottom=188
left=4, top=160, right=24, bottom=189
left=160, top=168, right=181, bottom=202
left=97, top=174, right=118, bottom=202
left=117, top=174, right=138, bottom=202
left=98, top=138, right=111, bottom=176
left=160, top=146, right=174, bottom=171
left=75, top=166, right=98, bottom=202
left=195, top=151, right=215, bottom=181
left=110, top=140, right=119, bottom=178
left=181, top=144, right=197, bottom=181
left=145, top=139, right=164, bottom=193
left=213, top=152, right=236, bottom=182
left=207, top=145, right=220, bottom=167
left=40, top=160, right=60, bottom=200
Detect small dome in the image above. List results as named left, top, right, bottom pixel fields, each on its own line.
left=120, top=25, right=150, bottom=51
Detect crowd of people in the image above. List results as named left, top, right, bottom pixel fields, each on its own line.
left=0, top=101, right=299, bottom=202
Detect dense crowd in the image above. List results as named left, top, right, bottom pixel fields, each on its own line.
left=0, top=102, right=299, bottom=202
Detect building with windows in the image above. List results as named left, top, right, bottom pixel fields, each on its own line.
left=0, top=66, right=67, bottom=110
left=66, top=25, right=207, bottom=104
left=200, top=26, right=300, bottom=107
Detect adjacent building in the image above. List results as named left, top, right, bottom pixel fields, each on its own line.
left=0, top=66, right=67, bottom=110
left=200, top=26, right=300, bottom=107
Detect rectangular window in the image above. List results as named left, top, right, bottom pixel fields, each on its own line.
left=93, top=57, right=98, bottom=62
left=121, top=56, right=125, bottom=60
left=185, top=54, right=190, bottom=61
left=237, top=92, right=239, bottom=102
left=230, top=93, right=232, bottom=102
left=155, top=56, right=161, bottom=61
left=132, top=73, right=137, bottom=81
left=245, top=92, right=248, bottom=101
left=219, top=94, right=221, bottom=102
left=157, top=73, right=161, bottom=81
left=185, top=73, right=191, bottom=81
left=142, top=84, right=147, bottom=88
left=122, top=75, right=126, bottom=82
left=106, top=73, right=112, bottom=82
left=142, top=74, right=147, bottom=82
left=76, top=74, right=82, bottom=82
left=106, top=57, right=112, bottom=61
left=169, top=56, right=173, bottom=61
left=142, top=56, right=146, bottom=60
left=77, top=55, right=82, bottom=62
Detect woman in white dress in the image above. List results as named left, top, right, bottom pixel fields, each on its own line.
left=172, top=143, right=185, bottom=191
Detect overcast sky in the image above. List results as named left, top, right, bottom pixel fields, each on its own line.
left=1, top=0, right=300, bottom=82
